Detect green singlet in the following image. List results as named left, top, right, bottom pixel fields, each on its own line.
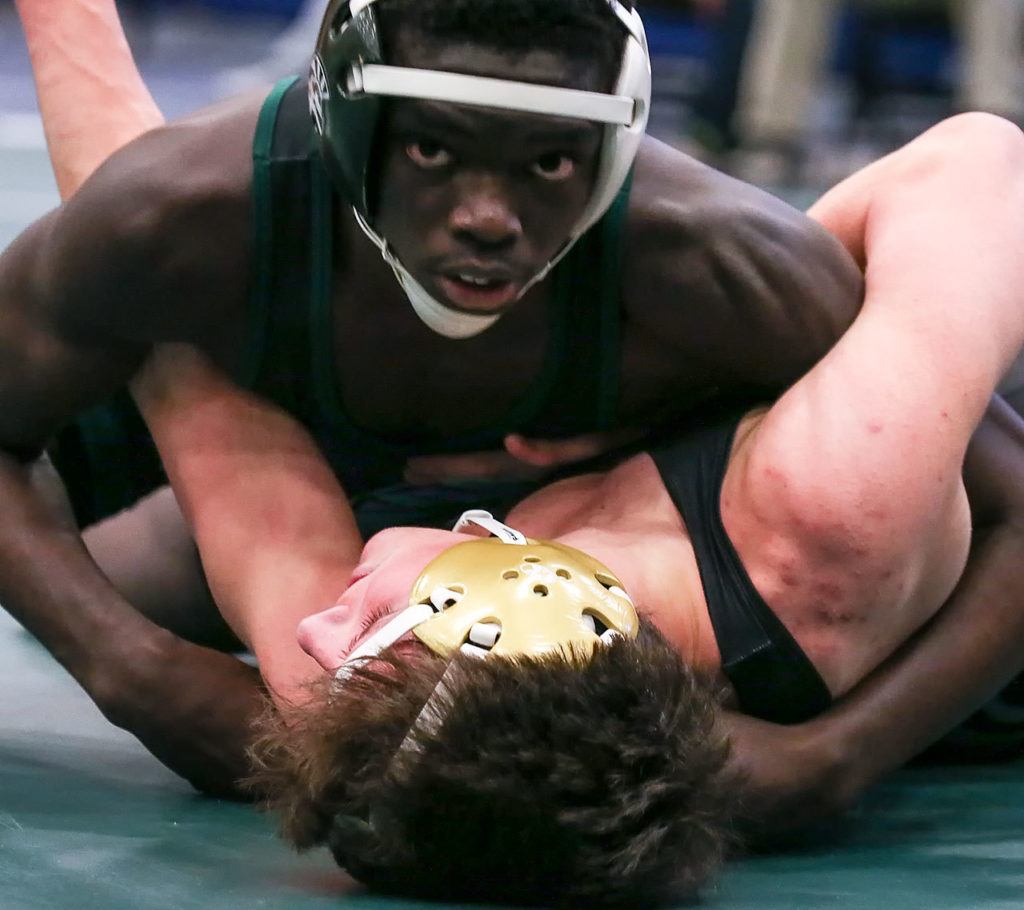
left=51, top=77, right=632, bottom=538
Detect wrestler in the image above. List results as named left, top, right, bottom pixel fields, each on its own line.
left=5, top=0, right=1024, bottom=838
left=125, top=110, right=1024, bottom=906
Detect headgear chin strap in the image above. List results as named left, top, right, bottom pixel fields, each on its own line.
left=351, top=209, right=500, bottom=338
left=310, top=0, right=651, bottom=338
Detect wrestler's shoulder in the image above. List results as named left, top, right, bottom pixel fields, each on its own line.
left=52, top=92, right=266, bottom=343
left=627, top=136, right=830, bottom=262
left=623, top=138, right=861, bottom=357
left=91, top=91, right=262, bottom=235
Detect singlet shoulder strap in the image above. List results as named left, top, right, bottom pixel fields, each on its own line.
left=651, top=416, right=833, bottom=724
left=240, top=77, right=318, bottom=420
left=524, top=171, right=632, bottom=436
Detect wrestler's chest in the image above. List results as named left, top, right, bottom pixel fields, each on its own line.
left=328, top=298, right=714, bottom=438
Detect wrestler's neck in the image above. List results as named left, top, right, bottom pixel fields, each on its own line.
left=563, top=526, right=720, bottom=669
left=505, top=459, right=722, bottom=670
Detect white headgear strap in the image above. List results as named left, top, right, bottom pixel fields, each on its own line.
left=345, top=0, right=650, bottom=338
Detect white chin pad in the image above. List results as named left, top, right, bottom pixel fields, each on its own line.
left=468, top=621, right=502, bottom=649
left=430, top=586, right=463, bottom=610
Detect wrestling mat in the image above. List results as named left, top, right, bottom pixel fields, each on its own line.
left=2, top=609, right=1022, bottom=910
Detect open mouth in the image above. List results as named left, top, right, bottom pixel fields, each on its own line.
left=436, top=272, right=519, bottom=312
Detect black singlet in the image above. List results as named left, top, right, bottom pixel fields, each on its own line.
left=650, top=415, right=833, bottom=724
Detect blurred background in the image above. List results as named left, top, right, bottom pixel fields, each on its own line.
left=1, top=0, right=1023, bottom=243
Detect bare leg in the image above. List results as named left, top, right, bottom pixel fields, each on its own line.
left=82, top=486, right=241, bottom=651
left=14, top=0, right=164, bottom=199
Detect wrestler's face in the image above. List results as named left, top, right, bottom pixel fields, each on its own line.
left=297, top=527, right=470, bottom=672
left=373, top=30, right=605, bottom=315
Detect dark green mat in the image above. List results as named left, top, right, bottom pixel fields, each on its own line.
left=2, top=611, right=1022, bottom=909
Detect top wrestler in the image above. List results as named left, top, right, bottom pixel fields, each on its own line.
left=4, top=0, right=1024, bottom=845
left=127, top=127, right=1024, bottom=894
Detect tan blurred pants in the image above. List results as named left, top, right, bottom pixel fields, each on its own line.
left=737, top=0, right=1024, bottom=145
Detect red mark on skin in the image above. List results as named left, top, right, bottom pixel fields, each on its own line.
left=813, top=580, right=845, bottom=601
left=940, top=410, right=950, bottom=420
left=866, top=421, right=884, bottom=434
left=813, top=607, right=862, bottom=627
left=780, top=573, right=799, bottom=588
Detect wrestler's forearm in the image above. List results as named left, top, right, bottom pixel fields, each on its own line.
left=15, top=0, right=163, bottom=199
left=729, top=522, right=1024, bottom=843
left=824, top=524, right=1024, bottom=798
left=0, top=453, right=165, bottom=690
left=134, top=347, right=362, bottom=703
left=0, top=453, right=260, bottom=796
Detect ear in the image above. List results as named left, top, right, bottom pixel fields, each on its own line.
left=297, top=605, right=356, bottom=672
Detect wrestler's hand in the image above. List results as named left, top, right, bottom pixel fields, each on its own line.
left=720, top=710, right=856, bottom=845
left=103, top=631, right=265, bottom=799
left=403, top=429, right=643, bottom=483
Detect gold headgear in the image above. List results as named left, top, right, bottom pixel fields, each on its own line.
left=410, top=511, right=639, bottom=659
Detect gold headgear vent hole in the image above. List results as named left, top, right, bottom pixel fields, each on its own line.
left=533, top=584, right=549, bottom=597
left=503, top=570, right=519, bottom=580
left=556, top=569, right=571, bottom=579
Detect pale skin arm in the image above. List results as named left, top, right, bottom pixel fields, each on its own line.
left=131, top=347, right=363, bottom=705
left=731, top=113, right=1024, bottom=607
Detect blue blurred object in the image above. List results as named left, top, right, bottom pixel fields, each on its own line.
left=194, top=0, right=304, bottom=16
left=834, top=7, right=955, bottom=95
left=640, top=7, right=712, bottom=59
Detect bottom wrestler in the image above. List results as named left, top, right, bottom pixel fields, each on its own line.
left=127, top=117, right=1024, bottom=904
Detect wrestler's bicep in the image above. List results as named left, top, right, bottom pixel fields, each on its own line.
left=0, top=211, right=148, bottom=457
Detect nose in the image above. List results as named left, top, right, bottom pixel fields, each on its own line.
left=448, top=175, right=523, bottom=250
left=296, top=604, right=357, bottom=673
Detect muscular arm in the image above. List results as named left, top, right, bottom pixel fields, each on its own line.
left=0, top=111, right=261, bottom=795
left=732, top=114, right=1024, bottom=637
left=727, top=115, right=1024, bottom=836
left=10, top=1, right=325, bottom=793
left=730, top=399, right=1024, bottom=839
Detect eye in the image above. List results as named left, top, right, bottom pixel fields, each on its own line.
left=531, top=153, right=575, bottom=181
left=406, top=139, right=454, bottom=169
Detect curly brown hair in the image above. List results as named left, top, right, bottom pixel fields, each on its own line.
left=247, top=620, right=740, bottom=907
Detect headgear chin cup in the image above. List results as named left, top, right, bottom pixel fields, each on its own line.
left=309, top=0, right=651, bottom=338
